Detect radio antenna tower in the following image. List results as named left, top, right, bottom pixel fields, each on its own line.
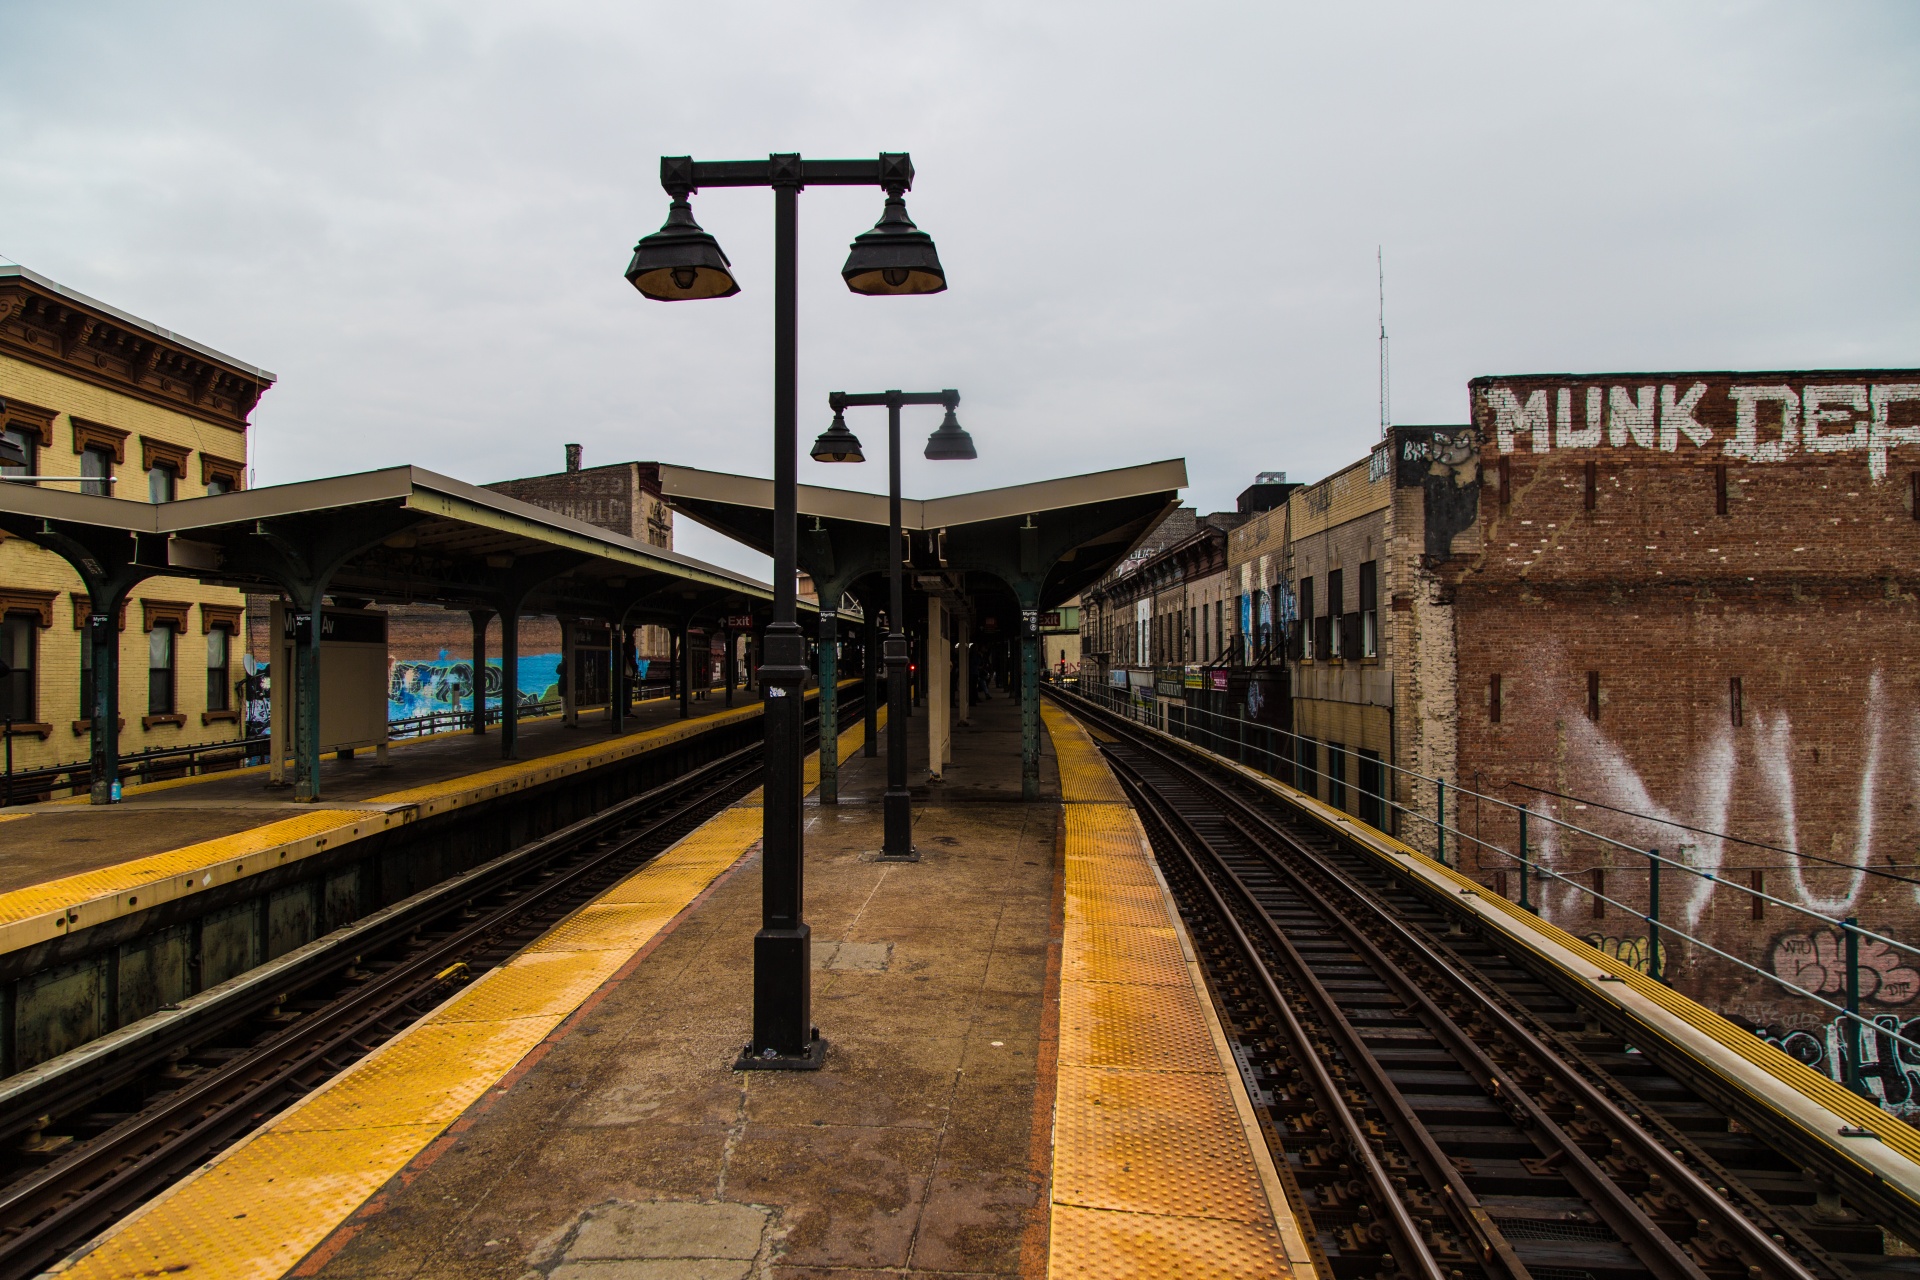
left=1377, top=246, right=1391, bottom=439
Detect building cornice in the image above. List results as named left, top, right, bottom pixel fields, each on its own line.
left=0, top=267, right=274, bottom=433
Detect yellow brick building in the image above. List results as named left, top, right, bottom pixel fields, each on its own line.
left=0, top=265, right=272, bottom=779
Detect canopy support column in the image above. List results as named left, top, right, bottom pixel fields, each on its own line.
left=469, top=610, right=492, bottom=734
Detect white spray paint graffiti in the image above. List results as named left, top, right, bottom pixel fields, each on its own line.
left=1484, top=380, right=1920, bottom=480
left=1509, top=646, right=1907, bottom=961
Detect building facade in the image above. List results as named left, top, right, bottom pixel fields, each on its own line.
left=0, top=266, right=269, bottom=775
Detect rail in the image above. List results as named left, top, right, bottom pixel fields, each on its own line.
left=1061, top=679, right=1920, bottom=1096
left=0, top=679, right=707, bottom=803
left=1064, top=689, right=1920, bottom=1270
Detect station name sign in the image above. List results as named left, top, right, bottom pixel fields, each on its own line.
left=1473, top=372, right=1920, bottom=481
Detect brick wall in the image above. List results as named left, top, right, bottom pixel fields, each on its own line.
left=1449, top=370, right=1920, bottom=1077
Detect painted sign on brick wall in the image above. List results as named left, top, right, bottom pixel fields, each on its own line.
left=1473, top=371, right=1920, bottom=480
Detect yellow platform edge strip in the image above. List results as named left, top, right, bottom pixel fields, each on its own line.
left=1043, top=700, right=1310, bottom=1280
left=1080, top=695, right=1920, bottom=1218
left=0, top=682, right=853, bottom=956
left=52, top=710, right=881, bottom=1280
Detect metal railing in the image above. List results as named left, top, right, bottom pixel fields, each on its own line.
left=1061, top=677, right=1920, bottom=1096
left=0, top=679, right=709, bottom=804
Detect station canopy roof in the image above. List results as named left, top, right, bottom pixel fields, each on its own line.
left=0, top=466, right=788, bottom=625
left=659, top=459, right=1188, bottom=612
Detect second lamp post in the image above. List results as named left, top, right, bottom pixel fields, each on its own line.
left=811, top=390, right=975, bottom=859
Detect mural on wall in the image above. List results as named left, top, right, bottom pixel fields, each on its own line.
left=1754, top=1014, right=1920, bottom=1116
left=1393, top=425, right=1482, bottom=560
left=387, top=652, right=566, bottom=722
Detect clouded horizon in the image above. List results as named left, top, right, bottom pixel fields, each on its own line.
left=3, top=2, right=1915, bottom=578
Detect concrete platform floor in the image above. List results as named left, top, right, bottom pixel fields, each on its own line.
left=0, top=688, right=756, bottom=894
left=306, top=695, right=1062, bottom=1280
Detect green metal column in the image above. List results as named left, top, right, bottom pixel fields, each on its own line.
left=86, top=604, right=122, bottom=805
left=1021, top=607, right=1040, bottom=801
left=818, top=608, right=839, bottom=804
left=500, top=605, right=520, bottom=759
left=294, top=603, right=325, bottom=803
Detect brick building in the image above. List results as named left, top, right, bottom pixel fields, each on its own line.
left=1253, top=372, right=1920, bottom=1083
left=0, top=265, right=269, bottom=772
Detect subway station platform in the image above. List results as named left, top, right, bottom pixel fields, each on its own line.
left=52, top=696, right=1303, bottom=1280
left=0, top=687, right=789, bottom=965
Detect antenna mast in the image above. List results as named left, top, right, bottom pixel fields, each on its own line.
left=1378, top=246, right=1390, bottom=439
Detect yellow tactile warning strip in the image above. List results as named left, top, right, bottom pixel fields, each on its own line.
left=1113, top=701, right=1920, bottom=1230
left=1042, top=700, right=1316, bottom=1280
left=51, top=710, right=881, bottom=1280
left=0, top=683, right=852, bottom=959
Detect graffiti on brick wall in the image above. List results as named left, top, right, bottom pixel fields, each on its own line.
left=1477, top=377, right=1920, bottom=480
left=1582, top=933, right=1667, bottom=976
left=1523, top=661, right=1901, bottom=930
left=1755, top=1015, right=1920, bottom=1116
left=1769, top=929, right=1920, bottom=1006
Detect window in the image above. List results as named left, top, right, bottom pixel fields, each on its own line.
left=205, top=474, right=233, bottom=496
left=1584, top=460, right=1597, bottom=512
left=1, top=425, right=37, bottom=483
left=1586, top=670, right=1601, bottom=721
left=1714, top=465, right=1728, bottom=516
left=1358, top=750, right=1384, bottom=829
left=1327, top=741, right=1348, bottom=811
left=1729, top=676, right=1743, bottom=728
left=1489, top=673, right=1503, bottom=723
left=1298, top=577, right=1315, bottom=659
left=1213, top=600, right=1223, bottom=660
left=149, top=624, right=176, bottom=716
left=1591, top=869, right=1607, bottom=919
left=1326, top=568, right=1343, bottom=659
left=207, top=626, right=232, bottom=712
left=1358, top=560, right=1378, bottom=658
left=1, top=614, right=37, bottom=723
left=148, top=463, right=177, bottom=503
left=1188, top=606, right=1196, bottom=662
left=1498, top=456, right=1512, bottom=511
left=1295, top=736, right=1319, bottom=798
left=81, top=446, right=113, bottom=497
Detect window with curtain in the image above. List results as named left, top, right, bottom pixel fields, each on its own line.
left=206, top=626, right=232, bottom=711
left=81, top=446, right=113, bottom=497
left=149, top=624, right=176, bottom=715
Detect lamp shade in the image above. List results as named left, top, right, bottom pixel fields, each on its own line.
left=810, top=413, right=866, bottom=463
left=842, top=194, right=946, bottom=295
left=923, top=406, right=976, bottom=461
left=626, top=199, right=739, bottom=300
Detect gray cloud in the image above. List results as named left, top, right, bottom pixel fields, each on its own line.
left=3, top=1, right=1915, bottom=577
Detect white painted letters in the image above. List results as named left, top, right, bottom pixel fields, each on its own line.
left=1660, top=381, right=1711, bottom=450
left=1869, top=385, right=1920, bottom=481
left=1725, top=385, right=1800, bottom=463
left=1491, top=386, right=1551, bottom=454
left=1558, top=387, right=1601, bottom=449
left=1608, top=386, right=1656, bottom=449
left=1802, top=385, right=1868, bottom=454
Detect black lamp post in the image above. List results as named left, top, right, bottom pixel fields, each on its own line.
left=625, top=153, right=944, bottom=1072
left=811, top=391, right=974, bottom=860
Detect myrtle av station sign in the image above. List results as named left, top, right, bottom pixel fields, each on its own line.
left=1472, top=371, right=1920, bottom=481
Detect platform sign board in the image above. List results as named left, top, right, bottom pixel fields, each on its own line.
left=1183, top=666, right=1204, bottom=690
left=269, top=601, right=391, bottom=784
left=1209, top=669, right=1230, bottom=693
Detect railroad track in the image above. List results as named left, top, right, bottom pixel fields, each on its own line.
left=1058, top=693, right=1913, bottom=1280
left=0, top=699, right=850, bottom=1280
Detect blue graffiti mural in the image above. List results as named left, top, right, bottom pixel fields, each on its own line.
left=388, top=653, right=565, bottom=722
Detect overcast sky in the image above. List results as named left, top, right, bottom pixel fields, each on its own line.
left=3, top=2, right=1916, bottom=578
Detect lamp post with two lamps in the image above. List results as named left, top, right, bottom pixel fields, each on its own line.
left=810, top=390, right=975, bottom=860
left=623, top=152, right=946, bottom=1071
